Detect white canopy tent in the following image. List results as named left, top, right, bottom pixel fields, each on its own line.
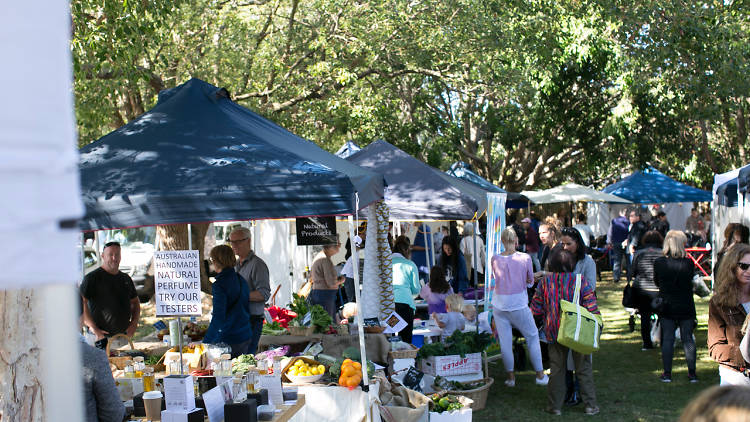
left=521, top=182, right=631, bottom=205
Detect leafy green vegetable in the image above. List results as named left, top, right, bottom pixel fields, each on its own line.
left=416, top=331, right=494, bottom=360
left=262, top=321, right=286, bottom=335
left=231, top=354, right=257, bottom=374
left=144, top=355, right=161, bottom=366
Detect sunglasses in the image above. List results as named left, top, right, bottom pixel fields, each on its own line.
left=738, top=262, right=750, bottom=271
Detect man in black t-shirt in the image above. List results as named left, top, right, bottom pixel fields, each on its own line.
left=80, top=241, right=140, bottom=349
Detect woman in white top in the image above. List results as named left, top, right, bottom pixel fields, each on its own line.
left=492, top=227, right=548, bottom=387
left=460, top=222, right=486, bottom=287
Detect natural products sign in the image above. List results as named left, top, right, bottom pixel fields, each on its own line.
left=154, top=250, right=202, bottom=317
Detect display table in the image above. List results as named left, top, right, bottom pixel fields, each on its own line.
left=273, top=394, right=306, bottom=422
left=127, top=394, right=305, bottom=422
left=287, top=383, right=380, bottom=422
left=259, top=333, right=390, bottom=363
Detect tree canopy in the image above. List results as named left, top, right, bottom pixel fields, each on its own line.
left=72, top=0, right=750, bottom=191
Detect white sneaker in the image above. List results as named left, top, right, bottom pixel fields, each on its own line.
left=504, top=379, right=515, bottom=387
left=535, top=374, right=549, bottom=386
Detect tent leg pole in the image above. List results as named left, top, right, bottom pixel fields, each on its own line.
left=187, top=223, right=192, bottom=250
left=348, top=216, right=370, bottom=395
left=473, top=224, right=479, bottom=333
left=423, top=225, right=431, bottom=273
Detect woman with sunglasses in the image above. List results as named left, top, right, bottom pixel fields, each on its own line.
left=653, top=230, right=697, bottom=383
left=709, top=243, right=750, bottom=386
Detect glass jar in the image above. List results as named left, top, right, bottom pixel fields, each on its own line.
left=142, top=368, right=155, bottom=392
left=219, top=354, right=232, bottom=376
left=232, top=378, right=246, bottom=403
left=133, top=356, right=145, bottom=377
left=257, top=359, right=268, bottom=375
left=124, top=364, right=135, bottom=378
left=246, top=369, right=257, bottom=393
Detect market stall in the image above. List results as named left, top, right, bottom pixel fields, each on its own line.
left=78, top=78, right=386, bottom=421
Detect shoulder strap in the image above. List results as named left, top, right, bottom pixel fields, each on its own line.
left=573, top=274, right=582, bottom=304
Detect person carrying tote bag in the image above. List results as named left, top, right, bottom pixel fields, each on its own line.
left=531, top=247, right=601, bottom=416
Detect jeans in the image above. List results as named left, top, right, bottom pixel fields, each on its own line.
left=660, top=318, right=696, bottom=375
left=309, top=289, right=338, bottom=320
left=548, top=342, right=597, bottom=411
left=610, top=244, right=626, bottom=282
left=248, top=315, right=264, bottom=355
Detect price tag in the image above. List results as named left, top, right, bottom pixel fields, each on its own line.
left=402, top=367, right=424, bottom=391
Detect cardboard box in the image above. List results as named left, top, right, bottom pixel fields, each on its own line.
left=429, top=407, right=472, bottom=422
left=419, top=353, right=481, bottom=377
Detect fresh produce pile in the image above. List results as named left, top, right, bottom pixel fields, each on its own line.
left=329, top=347, right=374, bottom=379
left=231, top=354, right=257, bottom=374
left=261, top=321, right=287, bottom=335
left=429, top=394, right=464, bottom=413
left=416, top=330, right=493, bottom=360
left=287, top=293, right=333, bottom=333
left=337, top=359, right=362, bottom=389
left=266, top=306, right=296, bottom=328
left=286, top=360, right=325, bottom=377
left=183, top=322, right=209, bottom=339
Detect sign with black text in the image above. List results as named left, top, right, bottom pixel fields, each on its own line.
left=295, top=216, right=337, bottom=245
left=154, top=250, right=202, bottom=317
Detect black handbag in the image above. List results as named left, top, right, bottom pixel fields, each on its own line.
left=622, top=281, right=637, bottom=308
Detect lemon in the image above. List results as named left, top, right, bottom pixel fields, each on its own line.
left=294, top=360, right=304, bottom=367
left=317, top=365, right=325, bottom=373
left=310, top=367, right=318, bottom=375
left=304, top=371, right=312, bottom=377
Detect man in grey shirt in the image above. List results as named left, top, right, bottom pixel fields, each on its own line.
left=229, top=227, right=271, bottom=354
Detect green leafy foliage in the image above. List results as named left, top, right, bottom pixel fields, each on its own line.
left=416, top=330, right=494, bottom=360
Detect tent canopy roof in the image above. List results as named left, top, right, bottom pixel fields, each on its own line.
left=345, top=140, right=487, bottom=220
left=602, top=167, right=711, bottom=204
left=521, top=182, right=630, bottom=204
left=79, top=78, right=384, bottom=231
left=446, top=162, right=529, bottom=208
left=714, top=163, right=750, bottom=207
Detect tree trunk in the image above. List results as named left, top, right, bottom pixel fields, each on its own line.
left=0, top=289, right=44, bottom=421
left=157, top=223, right=211, bottom=294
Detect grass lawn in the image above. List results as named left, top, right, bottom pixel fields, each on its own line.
left=474, top=271, right=717, bottom=421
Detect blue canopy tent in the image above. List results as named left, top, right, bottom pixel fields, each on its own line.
left=602, top=166, right=712, bottom=203
left=345, top=140, right=488, bottom=220
left=446, top=161, right=530, bottom=208
left=79, top=78, right=384, bottom=231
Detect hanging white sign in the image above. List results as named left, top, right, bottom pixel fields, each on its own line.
left=154, top=250, right=202, bottom=317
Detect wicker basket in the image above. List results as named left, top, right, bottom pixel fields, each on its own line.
left=446, top=377, right=494, bottom=411
left=388, top=344, right=418, bottom=359
left=106, top=334, right=135, bottom=370
left=288, top=326, right=315, bottom=336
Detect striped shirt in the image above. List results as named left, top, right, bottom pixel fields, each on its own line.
left=530, top=272, right=599, bottom=343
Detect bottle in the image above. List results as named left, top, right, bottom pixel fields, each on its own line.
left=124, top=364, right=135, bottom=378
left=142, top=367, right=155, bottom=392
left=133, top=356, right=145, bottom=377
left=220, top=354, right=232, bottom=376
left=257, top=359, right=268, bottom=375
left=232, top=378, right=245, bottom=403
left=246, top=368, right=257, bottom=393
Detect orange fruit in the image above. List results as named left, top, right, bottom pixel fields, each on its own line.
left=352, top=361, right=362, bottom=370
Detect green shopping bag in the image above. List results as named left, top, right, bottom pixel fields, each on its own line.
left=557, top=274, right=603, bottom=354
